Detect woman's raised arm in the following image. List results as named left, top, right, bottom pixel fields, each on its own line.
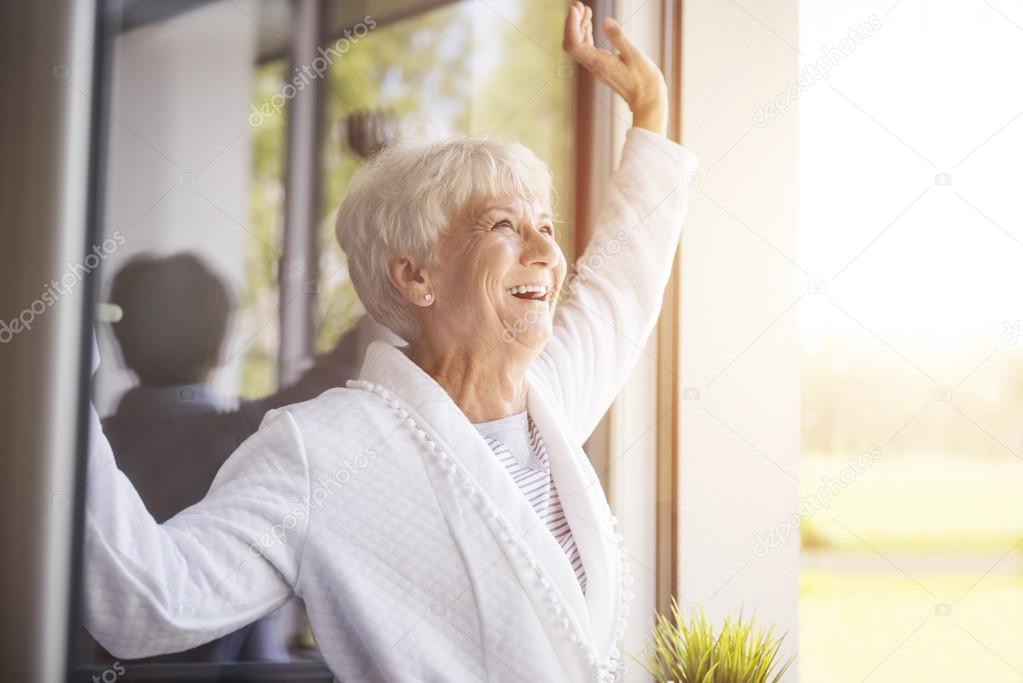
left=82, top=395, right=311, bottom=658
left=529, top=5, right=698, bottom=443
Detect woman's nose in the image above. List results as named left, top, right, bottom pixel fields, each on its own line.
left=520, top=225, right=561, bottom=267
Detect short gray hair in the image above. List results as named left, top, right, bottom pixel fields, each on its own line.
left=335, top=135, right=554, bottom=341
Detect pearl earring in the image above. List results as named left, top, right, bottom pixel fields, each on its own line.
left=424, top=293, right=433, bottom=303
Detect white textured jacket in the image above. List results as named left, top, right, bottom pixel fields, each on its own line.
left=84, top=127, right=698, bottom=682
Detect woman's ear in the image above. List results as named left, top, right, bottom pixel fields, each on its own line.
left=387, top=256, right=434, bottom=307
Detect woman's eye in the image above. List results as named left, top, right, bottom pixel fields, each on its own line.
left=492, top=219, right=513, bottom=230
left=541, top=225, right=554, bottom=236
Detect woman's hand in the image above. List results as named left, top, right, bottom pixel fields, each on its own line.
left=562, top=1, right=668, bottom=135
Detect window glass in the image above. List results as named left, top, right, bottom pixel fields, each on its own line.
left=79, top=3, right=305, bottom=677
left=241, top=58, right=289, bottom=398
left=76, top=0, right=575, bottom=678
left=316, top=0, right=575, bottom=351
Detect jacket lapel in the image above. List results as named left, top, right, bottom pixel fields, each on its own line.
left=526, top=377, right=623, bottom=664
left=357, top=342, right=596, bottom=649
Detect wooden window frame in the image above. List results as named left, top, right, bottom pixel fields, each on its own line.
left=571, top=0, right=685, bottom=632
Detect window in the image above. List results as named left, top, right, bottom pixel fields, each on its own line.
left=70, top=0, right=579, bottom=680
left=799, top=1, right=1023, bottom=680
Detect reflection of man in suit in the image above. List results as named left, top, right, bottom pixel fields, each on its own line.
left=96, top=252, right=395, bottom=663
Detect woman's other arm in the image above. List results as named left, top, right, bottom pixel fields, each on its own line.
left=82, top=399, right=311, bottom=658
left=530, top=4, right=698, bottom=442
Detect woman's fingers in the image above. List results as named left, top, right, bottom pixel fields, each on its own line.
left=564, top=4, right=611, bottom=69
left=602, top=17, right=639, bottom=63
left=561, top=3, right=668, bottom=133
left=562, top=4, right=647, bottom=100
left=563, top=2, right=593, bottom=54
left=562, top=3, right=580, bottom=52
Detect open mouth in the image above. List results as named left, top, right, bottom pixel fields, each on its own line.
left=506, top=284, right=552, bottom=303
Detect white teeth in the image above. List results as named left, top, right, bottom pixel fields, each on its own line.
left=507, top=284, right=549, bottom=295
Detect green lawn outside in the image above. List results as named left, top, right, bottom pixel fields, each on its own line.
left=799, top=454, right=1023, bottom=681
left=800, top=571, right=1023, bottom=682
left=800, top=454, right=1023, bottom=553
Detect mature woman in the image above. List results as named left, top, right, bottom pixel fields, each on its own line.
left=84, top=4, right=698, bottom=681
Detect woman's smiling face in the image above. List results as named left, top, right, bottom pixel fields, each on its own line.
left=426, top=195, right=567, bottom=352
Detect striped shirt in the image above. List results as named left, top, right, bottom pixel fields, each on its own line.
left=473, top=412, right=587, bottom=593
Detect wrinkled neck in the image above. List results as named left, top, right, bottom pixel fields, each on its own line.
left=408, top=337, right=532, bottom=423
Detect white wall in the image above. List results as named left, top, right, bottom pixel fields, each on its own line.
left=678, top=0, right=802, bottom=677
left=94, top=1, right=258, bottom=413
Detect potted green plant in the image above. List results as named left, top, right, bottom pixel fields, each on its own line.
left=635, top=599, right=795, bottom=683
